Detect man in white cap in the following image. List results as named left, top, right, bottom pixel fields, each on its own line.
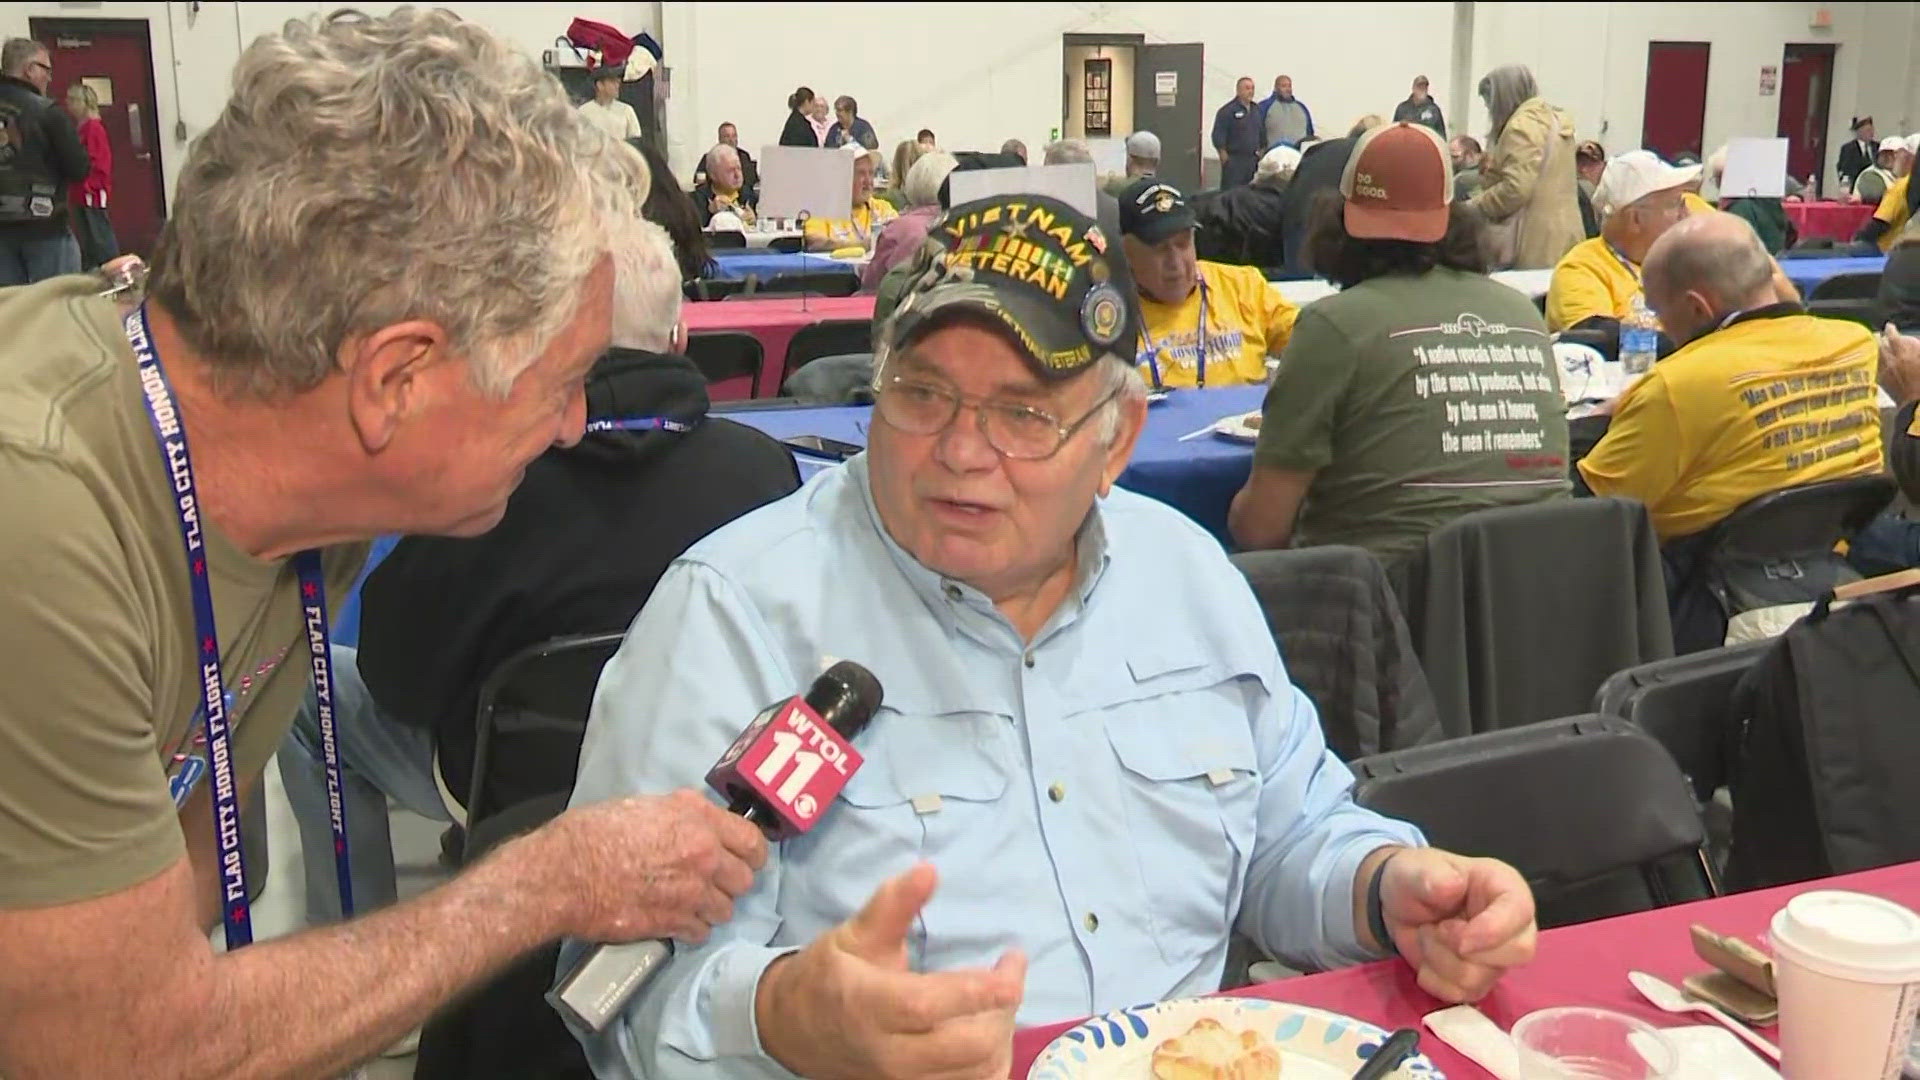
left=1124, top=130, right=1160, bottom=178
left=1545, top=149, right=1697, bottom=334
left=1856, top=134, right=1920, bottom=251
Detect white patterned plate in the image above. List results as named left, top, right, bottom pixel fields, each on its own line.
left=1212, top=411, right=1263, bottom=443
left=1028, top=996, right=1444, bottom=1079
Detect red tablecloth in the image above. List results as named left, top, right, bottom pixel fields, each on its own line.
left=1011, top=861, right=1920, bottom=1077
left=684, top=295, right=877, bottom=400
left=1785, top=200, right=1876, bottom=243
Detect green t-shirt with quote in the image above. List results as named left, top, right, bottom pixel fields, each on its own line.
left=1253, top=266, right=1571, bottom=561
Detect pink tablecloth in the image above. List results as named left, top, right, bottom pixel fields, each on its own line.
left=1010, top=861, right=1920, bottom=1077
left=1785, top=200, right=1876, bottom=243
left=684, top=295, right=877, bottom=400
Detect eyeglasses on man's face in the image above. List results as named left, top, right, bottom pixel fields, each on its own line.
left=874, top=374, right=1118, bottom=461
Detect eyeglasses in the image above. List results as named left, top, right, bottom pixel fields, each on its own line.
left=28, top=60, right=51, bottom=74
left=874, top=375, right=1119, bottom=461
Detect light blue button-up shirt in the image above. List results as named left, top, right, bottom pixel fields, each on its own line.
left=563, top=455, right=1425, bottom=1079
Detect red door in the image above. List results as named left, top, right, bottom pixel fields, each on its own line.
left=30, top=18, right=167, bottom=257
left=1642, top=42, right=1710, bottom=162
left=1777, top=44, right=1836, bottom=197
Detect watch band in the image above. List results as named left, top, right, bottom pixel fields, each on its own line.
left=1367, top=851, right=1401, bottom=957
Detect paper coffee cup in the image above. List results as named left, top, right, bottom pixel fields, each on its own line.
left=1770, top=890, right=1920, bottom=1080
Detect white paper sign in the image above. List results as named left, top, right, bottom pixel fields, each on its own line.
left=1721, top=137, right=1789, bottom=198
left=945, top=162, right=1098, bottom=217
left=1086, top=137, right=1128, bottom=176
left=756, top=145, right=854, bottom=221
left=1155, top=71, right=1178, bottom=96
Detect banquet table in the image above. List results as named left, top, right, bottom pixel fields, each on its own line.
left=1781, top=254, right=1885, bottom=293
left=1784, top=200, right=1877, bottom=243
left=703, top=227, right=804, bottom=249
left=1010, top=860, right=1920, bottom=1077
left=685, top=295, right=877, bottom=398
left=728, top=384, right=1270, bottom=545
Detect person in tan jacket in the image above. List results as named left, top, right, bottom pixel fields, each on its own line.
left=1470, top=65, right=1583, bottom=270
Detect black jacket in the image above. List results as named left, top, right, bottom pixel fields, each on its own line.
left=0, top=74, right=89, bottom=237
left=690, top=147, right=759, bottom=201
left=355, top=350, right=800, bottom=810
left=1391, top=96, right=1446, bottom=137
left=1838, top=138, right=1878, bottom=188
left=1879, top=240, right=1920, bottom=333
left=1192, top=181, right=1288, bottom=269
left=1276, top=136, right=1356, bottom=278
left=779, top=109, right=819, bottom=147
left=692, top=180, right=758, bottom=226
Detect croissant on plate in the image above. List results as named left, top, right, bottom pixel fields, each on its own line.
left=1149, top=1017, right=1282, bottom=1080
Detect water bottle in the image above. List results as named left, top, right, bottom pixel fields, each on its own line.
left=1621, top=292, right=1658, bottom=376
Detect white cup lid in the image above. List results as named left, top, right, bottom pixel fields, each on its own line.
left=1771, top=890, right=1920, bottom=982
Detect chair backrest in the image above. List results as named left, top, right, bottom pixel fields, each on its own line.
left=782, top=352, right=877, bottom=405
left=768, top=235, right=804, bottom=253
left=466, top=632, right=625, bottom=827
left=706, top=230, right=748, bottom=250
left=1592, top=639, right=1771, bottom=799
left=1703, top=475, right=1896, bottom=563
left=1807, top=270, right=1882, bottom=302
left=685, top=330, right=765, bottom=398
left=761, top=269, right=860, bottom=298
left=1228, top=546, right=1442, bottom=759
left=1807, top=297, right=1878, bottom=328
left=1781, top=238, right=1837, bottom=258
left=784, top=318, right=877, bottom=382
left=1393, top=497, right=1674, bottom=737
left=1351, top=715, right=1716, bottom=928
left=686, top=278, right=750, bottom=301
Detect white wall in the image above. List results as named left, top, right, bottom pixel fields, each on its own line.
left=0, top=1, right=658, bottom=204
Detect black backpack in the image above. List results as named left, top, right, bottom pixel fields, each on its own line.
left=0, top=90, right=61, bottom=225
left=1725, top=584, right=1920, bottom=891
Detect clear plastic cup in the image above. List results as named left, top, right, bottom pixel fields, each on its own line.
left=1512, top=1007, right=1677, bottom=1079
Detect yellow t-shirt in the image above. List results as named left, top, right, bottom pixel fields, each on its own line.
left=1546, top=236, right=1639, bottom=332
left=803, top=199, right=899, bottom=252
left=1683, top=191, right=1714, bottom=217
left=1874, top=176, right=1912, bottom=252
left=1136, top=261, right=1299, bottom=388
left=1578, top=309, right=1883, bottom=540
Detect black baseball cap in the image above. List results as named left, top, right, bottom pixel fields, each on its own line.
left=881, top=194, right=1140, bottom=380
left=1117, top=177, right=1195, bottom=244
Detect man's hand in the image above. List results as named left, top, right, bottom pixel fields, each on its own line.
left=1379, top=848, right=1537, bottom=1003
left=1881, top=324, right=1920, bottom=403
left=756, top=863, right=1026, bottom=1080
left=533, top=789, right=768, bottom=944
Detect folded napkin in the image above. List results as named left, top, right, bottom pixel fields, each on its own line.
left=1423, top=1005, right=1778, bottom=1080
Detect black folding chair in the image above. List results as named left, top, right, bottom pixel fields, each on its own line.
left=767, top=235, right=804, bottom=253
left=706, top=230, right=748, bottom=250
left=1352, top=715, right=1717, bottom=928
left=686, top=330, right=765, bottom=398
left=759, top=269, right=860, bottom=298
left=1807, top=297, right=1878, bottom=328
left=1592, top=640, right=1771, bottom=799
left=462, top=631, right=625, bottom=854
left=1683, top=474, right=1897, bottom=632
left=784, top=319, right=876, bottom=384
left=686, top=277, right=751, bottom=301
left=1806, top=270, right=1883, bottom=301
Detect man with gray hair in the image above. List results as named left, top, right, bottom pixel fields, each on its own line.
left=693, top=142, right=757, bottom=227
left=1580, top=212, right=1884, bottom=544
left=564, top=193, right=1537, bottom=1078
left=0, top=11, right=765, bottom=1076
left=0, top=36, right=91, bottom=284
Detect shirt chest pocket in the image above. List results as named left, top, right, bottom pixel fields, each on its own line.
left=1101, top=661, right=1263, bottom=965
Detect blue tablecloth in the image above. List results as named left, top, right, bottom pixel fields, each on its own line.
left=1782, top=255, right=1884, bottom=292
left=706, top=250, right=856, bottom=282
left=729, top=384, right=1271, bottom=546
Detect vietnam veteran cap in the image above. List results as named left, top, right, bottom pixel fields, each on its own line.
left=880, top=194, right=1140, bottom=380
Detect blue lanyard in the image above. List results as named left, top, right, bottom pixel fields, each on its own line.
left=1142, top=277, right=1212, bottom=390
left=126, top=306, right=353, bottom=947
left=583, top=415, right=699, bottom=435
left=1605, top=241, right=1641, bottom=283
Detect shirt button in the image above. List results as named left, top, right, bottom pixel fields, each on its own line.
left=1023, top=652, right=1036, bottom=669
left=943, top=584, right=962, bottom=601
left=1048, top=782, right=1066, bottom=803
left=1084, top=912, right=1100, bottom=932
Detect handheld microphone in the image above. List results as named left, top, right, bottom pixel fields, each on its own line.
left=549, top=661, right=883, bottom=1035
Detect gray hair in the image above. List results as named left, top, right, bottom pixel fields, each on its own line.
left=610, top=218, right=683, bottom=352
left=1644, top=212, right=1774, bottom=312
left=1478, top=64, right=1539, bottom=139
left=146, top=7, right=643, bottom=400
left=903, top=150, right=958, bottom=208
left=1043, top=139, right=1094, bottom=166
left=705, top=142, right=740, bottom=173
left=1, top=38, right=46, bottom=77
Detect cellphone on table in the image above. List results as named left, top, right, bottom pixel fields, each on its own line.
left=782, top=434, right=864, bottom=461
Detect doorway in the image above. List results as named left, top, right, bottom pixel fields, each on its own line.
left=1777, top=43, right=1837, bottom=195
left=30, top=17, right=167, bottom=257
left=1641, top=42, right=1710, bottom=163
left=1062, top=33, right=1203, bottom=194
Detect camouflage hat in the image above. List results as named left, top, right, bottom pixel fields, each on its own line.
left=879, top=194, right=1140, bottom=380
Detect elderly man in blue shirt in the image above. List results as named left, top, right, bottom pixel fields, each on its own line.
left=565, top=193, right=1538, bottom=1079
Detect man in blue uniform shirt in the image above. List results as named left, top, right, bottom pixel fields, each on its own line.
left=564, top=194, right=1539, bottom=1079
